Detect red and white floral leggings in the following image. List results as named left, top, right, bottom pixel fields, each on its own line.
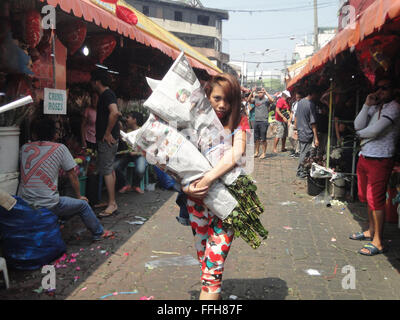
left=187, top=199, right=234, bottom=294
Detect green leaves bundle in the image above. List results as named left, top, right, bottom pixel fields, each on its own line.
left=223, top=175, right=268, bottom=249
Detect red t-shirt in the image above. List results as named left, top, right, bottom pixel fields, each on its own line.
left=275, top=98, right=290, bottom=122
left=237, top=115, right=250, bottom=131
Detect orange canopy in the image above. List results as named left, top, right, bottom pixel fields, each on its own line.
left=40, top=0, right=222, bottom=75
left=287, top=0, right=400, bottom=89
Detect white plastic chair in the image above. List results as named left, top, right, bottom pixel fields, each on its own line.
left=0, top=257, right=9, bottom=289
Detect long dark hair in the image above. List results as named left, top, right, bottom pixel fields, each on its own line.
left=204, top=73, right=242, bottom=133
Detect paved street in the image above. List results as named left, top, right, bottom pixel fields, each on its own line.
left=1, top=141, right=400, bottom=300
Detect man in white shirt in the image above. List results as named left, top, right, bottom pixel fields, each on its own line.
left=19, top=117, right=113, bottom=241
left=289, top=91, right=303, bottom=157
left=350, top=77, right=400, bottom=256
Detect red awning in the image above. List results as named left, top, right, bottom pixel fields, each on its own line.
left=287, top=0, right=400, bottom=89
left=40, top=0, right=222, bottom=75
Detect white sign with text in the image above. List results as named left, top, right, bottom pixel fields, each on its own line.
left=44, top=88, right=67, bottom=115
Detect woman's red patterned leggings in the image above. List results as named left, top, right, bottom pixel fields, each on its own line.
left=187, top=199, right=234, bottom=294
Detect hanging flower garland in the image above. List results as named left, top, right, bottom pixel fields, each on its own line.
left=25, top=9, right=42, bottom=49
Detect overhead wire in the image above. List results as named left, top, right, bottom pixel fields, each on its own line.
left=224, top=1, right=337, bottom=13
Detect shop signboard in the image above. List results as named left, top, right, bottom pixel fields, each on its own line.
left=43, top=88, right=67, bottom=114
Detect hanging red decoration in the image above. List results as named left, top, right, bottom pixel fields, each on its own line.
left=25, top=10, right=42, bottom=48
left=356, top=35, right=400, bottom=85
left=89, top=35, right=117, bottom=63
left=116, top=5, right=138, bottom=25
left=56, top=20, right=87, bottom=55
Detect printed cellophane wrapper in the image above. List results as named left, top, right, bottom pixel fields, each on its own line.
left=144, top=52, right=243, bottom=186
left=120, top=114, right=238, bottom=221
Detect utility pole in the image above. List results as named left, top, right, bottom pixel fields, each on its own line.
left=284, top=53, right=287, bottom=88
left=314, top=0, right=319, bottom=52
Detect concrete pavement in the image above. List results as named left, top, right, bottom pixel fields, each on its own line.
left=1, top=143, right=400, bottom=300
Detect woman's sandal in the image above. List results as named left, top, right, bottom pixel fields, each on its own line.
left=93, top=230, right=115, bottom=241
left=349, top=232, right=372, bottom=241
left=358, top=243, right=386, bottom=256
left=133, top=186, right=144, bottom=194
left=98, top=206, right=118, bottom=218
left=119, top=185, right=132, bottom=194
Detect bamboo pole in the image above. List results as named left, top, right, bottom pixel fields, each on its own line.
left=350, top=89, right=360, bottom=201
left=324, top=81, right=334, bottom=197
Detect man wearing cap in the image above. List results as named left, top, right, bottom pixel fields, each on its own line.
left=253, top=87, right=274, bottom=159
left=273, top=90, right=291, bottom=153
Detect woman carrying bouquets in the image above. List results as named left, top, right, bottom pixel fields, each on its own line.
left=122, top=56, right=267, bottom=300
left=182, top=73, right=250, bottom=300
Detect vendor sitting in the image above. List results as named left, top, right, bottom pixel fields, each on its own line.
left=18, top=116, right=114, bottom=241
left=115, top=111, right=147, bottom=194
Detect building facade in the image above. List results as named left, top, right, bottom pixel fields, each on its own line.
left=127, top=0, right=234, bottom=74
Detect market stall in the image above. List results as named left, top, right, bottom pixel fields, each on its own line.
left=286, top=0, right=400, bottom=225
left=0, top=0, right=224, bottom=270
left=0, top=0, right=222, bottom=198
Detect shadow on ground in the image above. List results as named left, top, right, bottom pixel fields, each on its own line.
left=189, top=277, right=288, bottom=300
left=0, top=187, right=176, bottom=300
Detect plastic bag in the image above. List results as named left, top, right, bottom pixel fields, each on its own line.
left=0, top=196, right=66, bottom=270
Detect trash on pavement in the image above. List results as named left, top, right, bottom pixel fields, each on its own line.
left=283, top=226, right=293, bottom=231
left=330, top=199, right=348, bottom=206
left=229, top=295, right=238, bottom=300
left=126, top=220, right=145, bottom=225
left=305, top=269, right=321, bottom=276
left=152, top=250, right=181, bottom=255
left=279, top=201, right=297, bottom=206
left=33, top=286, right=43, bottom=294
left=140, top=296, right=154, bottom=300
left=145, top=183, right=156, bottom=191
left=145, top=255, right=199, bottom=269
left=99, top=290, right=138, bottom=300
left=134, top=216, right=147, bottom=221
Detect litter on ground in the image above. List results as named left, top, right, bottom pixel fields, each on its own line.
left=152, top=250, right=181, bottom=255
left=145, top=255, right=199, bottom=269
left=126, top=220, right=145, bottom=225
left=305, top=269, right=321, bottom=276
left=279, top=201, right=297, bottom=206
left=99, top=290, right=138, bottom=299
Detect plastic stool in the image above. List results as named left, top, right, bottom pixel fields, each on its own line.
left=127, top=162, right=148, bottom=191
left=0, top=257, right=9, bottom=289
left=144, top=165, right=149, bottom=189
